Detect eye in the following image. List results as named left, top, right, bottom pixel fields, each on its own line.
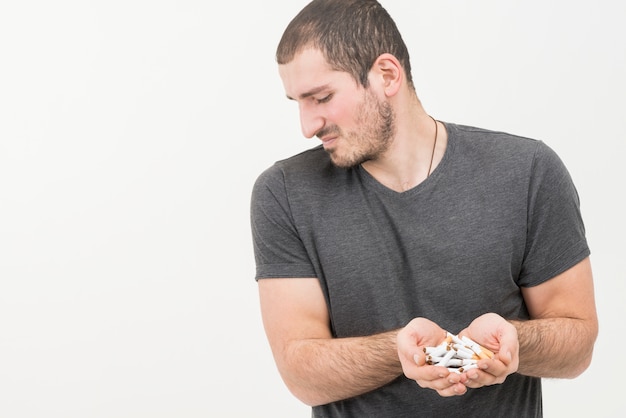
left=315, top=93, right=333, bottom=104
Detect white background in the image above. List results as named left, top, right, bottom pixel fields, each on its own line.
left=1, top=1, right=624, bottom=417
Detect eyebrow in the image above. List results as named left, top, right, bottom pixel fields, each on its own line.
left=286, top=84, right=332, bottom=101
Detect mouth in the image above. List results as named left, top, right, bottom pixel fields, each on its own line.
left=317, top=126, right=340, bottom=149
left=320, top=136, right=338, bottom=149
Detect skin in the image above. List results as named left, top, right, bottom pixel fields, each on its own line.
left=278, top=48, right=444, bottom=189
left=259, top=47, right=599, bottom=406
left=397, top=258, right=597, bottom=396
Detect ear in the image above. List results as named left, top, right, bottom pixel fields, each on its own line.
left=369, top=53, right=403, bottom=97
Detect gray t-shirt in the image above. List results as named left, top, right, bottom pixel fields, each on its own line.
left=251, top=123, right=589, bottom=417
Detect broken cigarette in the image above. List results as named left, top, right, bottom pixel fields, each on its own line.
left=422, top=331, right=495, bottom=374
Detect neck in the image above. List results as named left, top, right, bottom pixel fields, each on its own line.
left=362, top=101, right=446, bottom=192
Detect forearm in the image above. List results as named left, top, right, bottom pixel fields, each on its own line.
left=511, top=317, right=597, bottom=378
left=277, top=330, right=403, bottom=406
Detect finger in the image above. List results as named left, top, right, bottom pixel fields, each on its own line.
left=495, top=346, right=518, bottom=373
left=495, top=325, right=519, bottom=368
left=461, top=359, right=509, bottom=388
left=412, top=365, right=458, bottom=387
left=435, top=381, right=468, bottom=397
left=461, top=369, right=489, bottom=389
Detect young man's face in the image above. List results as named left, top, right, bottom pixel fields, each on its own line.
left=279, top=48, right=395, bottom=168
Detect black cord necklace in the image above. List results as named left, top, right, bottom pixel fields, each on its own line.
left=427, top=115, right=438, bottom=177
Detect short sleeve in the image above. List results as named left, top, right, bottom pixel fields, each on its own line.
left=250, top=164, right=317, bottom=280
left=519, top=141, right=590, bottom=287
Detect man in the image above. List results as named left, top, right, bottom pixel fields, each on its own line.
left=250, top=0, right=598, bottom=416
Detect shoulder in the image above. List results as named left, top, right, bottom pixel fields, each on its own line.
left=447, top=123, right=541, bottom=153
left=445, top=122, right=561, bottom=171
left=255, top=145, right=323, bottom=179
left=253, top=145, right=353, bottom=194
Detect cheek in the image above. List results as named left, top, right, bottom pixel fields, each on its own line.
left=326, top=97, right=362, bottom=127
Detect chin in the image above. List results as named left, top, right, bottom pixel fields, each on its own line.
left=329, top=152, right=369, bottom=169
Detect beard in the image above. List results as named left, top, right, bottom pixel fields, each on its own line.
left=321, top=89, right=396, bottom=169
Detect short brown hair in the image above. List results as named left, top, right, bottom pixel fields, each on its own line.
left=276, top=0, right=413, bottom=88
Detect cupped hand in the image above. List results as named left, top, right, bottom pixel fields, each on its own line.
left=397, top=318, right=468, bottom=397
left=457, top=313, right=519, bottom=388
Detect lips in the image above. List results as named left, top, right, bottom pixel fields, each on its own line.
left=321, top=136, right=338, bottom=148
left=317, top=126, right=340, bottom=148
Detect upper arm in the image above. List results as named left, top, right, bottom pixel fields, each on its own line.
left=258, top=278, right=331, bottom=361
left=521, top=257, right=597, bottom=326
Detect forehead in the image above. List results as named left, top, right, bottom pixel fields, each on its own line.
left=278, top=48, right=356, bottom=100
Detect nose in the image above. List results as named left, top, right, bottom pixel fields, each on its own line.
left=299, top=103, right=325, bottom=139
